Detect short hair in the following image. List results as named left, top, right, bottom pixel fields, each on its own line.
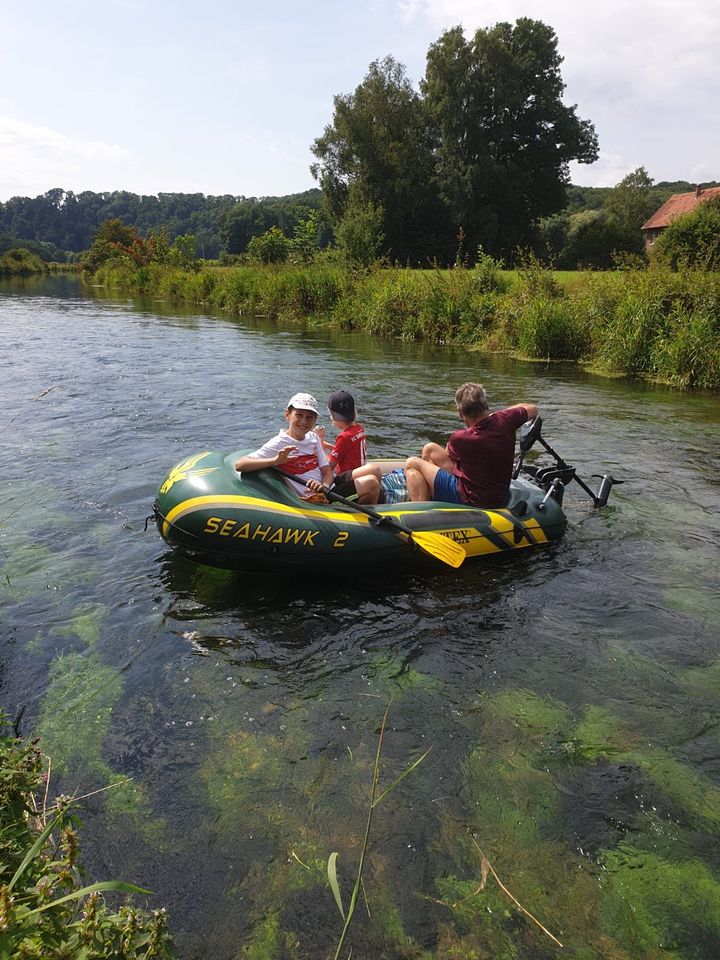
left=455, top=382, right=488, bottom=418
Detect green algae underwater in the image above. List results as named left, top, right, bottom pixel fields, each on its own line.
left=2, top=277, right=720, bottom=958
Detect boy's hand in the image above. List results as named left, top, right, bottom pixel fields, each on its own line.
left=315, top=426, right=325, bottom=442
left=305, top=478, right=328, bottom=493
left=274, top=445, right=297, bottom=465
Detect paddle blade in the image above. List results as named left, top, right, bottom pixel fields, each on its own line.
left=410, top=531, right=466, bottom=568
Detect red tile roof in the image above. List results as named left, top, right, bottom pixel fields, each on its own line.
left=642, top=187, right=720, bottom=231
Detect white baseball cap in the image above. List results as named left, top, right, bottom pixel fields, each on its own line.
left=287, top=392, right=319, bottom=415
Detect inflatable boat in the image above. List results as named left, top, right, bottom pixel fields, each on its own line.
left=152, top=420, right=617, bottom=572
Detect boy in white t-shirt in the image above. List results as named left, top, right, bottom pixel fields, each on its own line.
left=234, top=393, right=332, bottom=500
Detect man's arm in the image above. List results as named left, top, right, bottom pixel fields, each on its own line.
left=506, top=403, right=539, bottom=420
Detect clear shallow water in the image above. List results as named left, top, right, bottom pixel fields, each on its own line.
left=2, top=275, right=720, bottom=959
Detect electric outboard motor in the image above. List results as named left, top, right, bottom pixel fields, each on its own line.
left=514, top=416, right=623, bottom=508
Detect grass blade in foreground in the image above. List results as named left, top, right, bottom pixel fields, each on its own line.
left=328, top=705, right=431, bottom=960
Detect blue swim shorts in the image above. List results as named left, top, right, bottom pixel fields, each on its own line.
left=432, top=469, right=463, bottom=504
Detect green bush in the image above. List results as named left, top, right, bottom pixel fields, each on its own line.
left=514, top=297, right=587, bottom=359
left=473, top=247, right=508, bottom=294
left=0, top=715, right=175, bottom=958
left=335, top=200, right=384, bottom=268
left=247, top=226, right=291, bottom=264
left=516, top=250, right=563, bottom=299
left=0, top=248, right=46, bottom=276
left=651, top=194, right=720, bottom=270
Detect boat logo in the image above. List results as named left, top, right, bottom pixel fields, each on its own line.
left=160, top=452, right=217, bottom=494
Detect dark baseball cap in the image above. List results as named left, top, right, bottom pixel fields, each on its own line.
left=327, top=390, right=356, bottom=422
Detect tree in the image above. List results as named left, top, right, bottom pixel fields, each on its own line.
left=334, top=198, right=384, bottom=267
left=169, top=233, right=198, bottom=269
left=557, top=210, right=629, bottom=269
left=290, top=211, right=321, bottom=263
left=222, top=200, right=275, bottom=254
left=80, top=218, right=142, bottom=272
left=311, top=56, right=452, bottom=264
left=247, top=226, right=291, bottom=264
left=603, top=166, right=657, bottom=254
left=421, top=19, right=598, bottom=258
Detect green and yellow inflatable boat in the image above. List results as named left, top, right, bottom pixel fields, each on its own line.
left=153, top=449, right=568, bottom=572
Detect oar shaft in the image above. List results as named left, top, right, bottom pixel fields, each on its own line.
left=273, top=469, right=414, bottom=535
left=271, top=468, right=465, bottom=567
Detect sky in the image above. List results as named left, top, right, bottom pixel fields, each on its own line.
left=1, top=0, right=718, bottom=202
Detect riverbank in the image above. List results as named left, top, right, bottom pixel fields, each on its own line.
left=0, top=247, right=47, bottom=275
left=89, top=260, right=720, bottom=389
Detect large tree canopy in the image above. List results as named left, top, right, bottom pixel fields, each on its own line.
left=311, top=56, right=452, bottom=264
left=311, top=19, right=598, bottom=263
left=421, top=19, right=598, bottom=257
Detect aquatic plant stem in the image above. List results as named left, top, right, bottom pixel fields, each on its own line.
left=330, top=705, right=430, bottom=959
left=332, top=706, right=387, bottom=960
left=0, top=385, right=57, bottom=434
left=469, top=836, right=563, bottom=948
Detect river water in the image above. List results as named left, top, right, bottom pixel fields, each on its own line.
left=2, top=275, right=720, bottom=959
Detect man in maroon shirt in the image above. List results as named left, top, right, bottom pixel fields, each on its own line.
left=404, top=383, right=539, bottom=507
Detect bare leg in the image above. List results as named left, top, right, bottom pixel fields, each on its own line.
left=422, top=442, right=455, bottom=472
left=353, top=474, right=381, bottom=504
left=351, top=463, right=382, bottom=482
left=405, top=456, right=441, bottom=502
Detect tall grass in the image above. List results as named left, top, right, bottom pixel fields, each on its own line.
left=0, top=714, right=175, bottom=958
left=89, top=261, right=720, bottom=390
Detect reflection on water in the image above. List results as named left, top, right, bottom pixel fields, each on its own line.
left=2, top=277, right=720, bottom=959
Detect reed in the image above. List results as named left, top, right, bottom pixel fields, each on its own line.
left=0, top=714, right=175, bottom=958
left=327, top=704, right=430, bottom=959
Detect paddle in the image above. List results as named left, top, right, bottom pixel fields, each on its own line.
left=273, top=470, right=466, bottom=568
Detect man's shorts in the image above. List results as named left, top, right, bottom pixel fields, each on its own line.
left=432, top=468, right=463, bottom=504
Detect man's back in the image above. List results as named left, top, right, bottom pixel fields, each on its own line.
left=447, top=407, right=529, bottom=507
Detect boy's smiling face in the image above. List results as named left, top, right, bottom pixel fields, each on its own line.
left=284, top=406, right=318, bottom=440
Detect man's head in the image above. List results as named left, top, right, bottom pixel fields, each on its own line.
left=455, top=382, right=488, bottom=421
left=285, top=392, right=320, bottom=438
left=327, top=390, right=356, bottom=424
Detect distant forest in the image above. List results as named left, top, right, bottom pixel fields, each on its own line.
left=0, top=179, right=712, bottom=266
left=0, top=186, right=325, bottom=262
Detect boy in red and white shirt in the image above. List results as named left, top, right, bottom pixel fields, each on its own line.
left=234, top=392, right=331, bottom=500
left=317, top=390, right=382, bottom=501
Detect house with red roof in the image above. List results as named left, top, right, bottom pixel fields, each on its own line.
left=642, top=185, right=720, bottom=250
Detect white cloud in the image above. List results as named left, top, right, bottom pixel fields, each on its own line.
left=569, top=153, right=632, bottom=189
left=0, top=116, right=133, bottom=201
